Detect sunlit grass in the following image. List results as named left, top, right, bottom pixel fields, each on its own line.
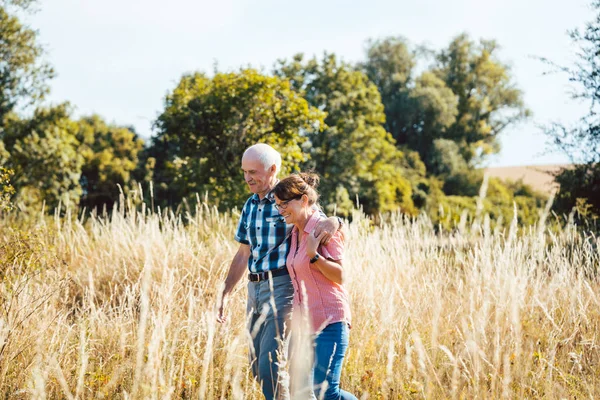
left=0, top=194, right=599, bottom=398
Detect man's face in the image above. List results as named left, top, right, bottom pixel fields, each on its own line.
left=241, top=155, right=275, bottom=195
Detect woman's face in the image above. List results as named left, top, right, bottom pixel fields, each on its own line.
left=274, top=194, right=307, bottom=225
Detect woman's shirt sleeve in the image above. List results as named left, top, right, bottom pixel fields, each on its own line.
left=320, top=231, right=344, bottom=261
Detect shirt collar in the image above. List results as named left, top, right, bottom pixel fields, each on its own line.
left=250, top=185, right=278, bottom=204
left=303, top=210, right=321, bottom=234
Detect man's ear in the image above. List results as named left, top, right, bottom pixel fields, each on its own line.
left=270, top=164, right=277, bottom=175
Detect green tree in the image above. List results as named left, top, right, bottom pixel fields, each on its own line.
left=275, top=53, right=419, bottom=215
left=407, top=72, right=459, bottom=160
left=363, top=36, right=540, bottom=216
left=76, top=116, right=145, bottom=211
left=0, top=166, right=14, bottom=211
left=425, top=138, right=483, bottom=196
left=1, top=105, right=83, bottom=210
left=0, top=138, right=7, bottom=163
left=362, top=37, right=459, bottom=165
left=150, top=69, right=324, bottom=210
left=428, top=138, right=468, bottom=177
left=434, top=34, right=530, bottom=166
left=552, top=164, right=600, bottom=222
left=541, top=2, right=600, bottom=220
left=2, top=0, right=38, bottom=9
left=362, top=37, right=416, bottom=141
left=0, top=1, right=53, bottom=123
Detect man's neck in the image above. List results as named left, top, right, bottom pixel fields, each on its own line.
left=257, top=179, right=278, bottom=200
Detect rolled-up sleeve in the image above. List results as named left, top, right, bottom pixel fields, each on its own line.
left=320, top=231, right=344, bottom=261
left=234, top=200, right=250, bottom=245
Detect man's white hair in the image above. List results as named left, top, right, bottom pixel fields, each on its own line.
left=243, top=143, right=282, bottom=174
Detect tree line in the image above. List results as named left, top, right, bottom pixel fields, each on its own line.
left=1, top=0, right=598, bottom=225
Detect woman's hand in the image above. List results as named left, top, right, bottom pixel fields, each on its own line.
left=306, top=230, right=327, bottom=259
left=305, top=230, right=344, bottom=284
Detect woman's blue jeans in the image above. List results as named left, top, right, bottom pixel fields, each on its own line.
left=311, top=322, right=357, bottom=400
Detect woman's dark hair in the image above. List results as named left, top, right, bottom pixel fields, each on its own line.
left=273, top=172, right=320, bottom=205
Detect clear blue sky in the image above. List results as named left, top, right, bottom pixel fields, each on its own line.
left=28, top=0, right=591, bottom=167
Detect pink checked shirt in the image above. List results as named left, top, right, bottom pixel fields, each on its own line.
left=287, top=212, right=352, bottom=334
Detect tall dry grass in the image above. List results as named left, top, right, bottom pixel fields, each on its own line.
left=0, top=194, right=599, bottom=399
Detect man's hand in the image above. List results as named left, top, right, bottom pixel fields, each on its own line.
left=215, top=243, right=250, bottom=324
left=216, top=288, right=228, bottom=323
left=313, top=217, right=341, bottom=245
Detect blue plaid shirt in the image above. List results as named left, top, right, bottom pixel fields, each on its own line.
left=235, top=191, right=293, bottom=273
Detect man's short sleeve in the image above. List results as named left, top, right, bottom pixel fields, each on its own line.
left=320, top=231, right=344, bottom=261
left=234, top=200, right=250, bottom=245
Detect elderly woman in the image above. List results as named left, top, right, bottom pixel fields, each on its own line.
left=273, top=172, right=356, bottom=400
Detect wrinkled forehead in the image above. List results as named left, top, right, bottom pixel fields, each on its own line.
left=241, top=153, right=267, bottom=171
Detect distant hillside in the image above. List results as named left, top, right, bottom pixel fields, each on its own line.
left=483, top=164, right=570, bottom=195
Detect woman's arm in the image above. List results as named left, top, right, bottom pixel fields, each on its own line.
left=310, top=254, right=344, bottom=284
left=306, top=230, right=344, bottom=284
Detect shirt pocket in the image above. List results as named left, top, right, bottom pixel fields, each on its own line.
left=265, top=215, right=286, bottom=226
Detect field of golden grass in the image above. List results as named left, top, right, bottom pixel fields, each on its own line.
left=0, top=196, right=599, bottom=399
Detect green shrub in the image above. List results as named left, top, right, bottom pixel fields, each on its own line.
left=0, top=167, right=15, bottom=212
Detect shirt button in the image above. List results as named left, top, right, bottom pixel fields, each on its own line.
left=259, top=209, right=262, bottom=212
left=257, top=227, right=260, bottom=230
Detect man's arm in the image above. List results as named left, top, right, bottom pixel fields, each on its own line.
left=313, top=216, right=342, bottom=245
left=216, top=243, right=250, bottom=323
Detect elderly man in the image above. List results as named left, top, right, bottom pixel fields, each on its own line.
left=217, top=143, right=340, bottom=399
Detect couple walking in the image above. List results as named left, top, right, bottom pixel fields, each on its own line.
left=216, top=143, right=357, bottom=399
